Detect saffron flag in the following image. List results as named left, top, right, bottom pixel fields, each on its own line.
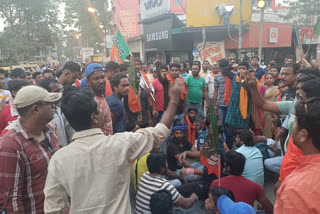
left=200, top=103, right=221, bottom=177
left=110, top=44, right=123, bottom=64
left=128, top=56, right=142, bottom=113
left=112, top=29, right=131, bottom=61
left=111, top=29, right=141, bottom=112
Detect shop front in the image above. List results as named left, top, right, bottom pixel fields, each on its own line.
left=142, top=14, right=184, bottom=64
left=225, top=22, right=293, bottom=64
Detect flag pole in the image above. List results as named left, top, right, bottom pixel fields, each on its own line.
left=140, top=71, right=155, bottom=101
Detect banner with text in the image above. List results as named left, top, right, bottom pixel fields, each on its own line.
left=193, top=42, right=226, bottom=64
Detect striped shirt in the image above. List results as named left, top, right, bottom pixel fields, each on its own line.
left=135, top=172, right=180, bottom=214
left=214, top=73, right=227, bottom=107
left=0, top=89, right=11, bottom=103
left=0, top=119, right=60, bottom=214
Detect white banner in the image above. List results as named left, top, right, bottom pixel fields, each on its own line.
left=194, top=42, right=226, bottom=64
left=82, top=48, right=94, bottom=62
left=140, top=0, right=170, bottom=20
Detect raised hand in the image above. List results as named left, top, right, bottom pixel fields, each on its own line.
left=169, top=79, right=183, bottom=102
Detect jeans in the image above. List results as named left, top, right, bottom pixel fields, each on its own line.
left=224, top=123, right=236, bottom=150
left=264, top=156, right=283, bottom=175
left=176, top=162, right=204, bottom=182
left=186, top=102, right=203, bottom=129
left=167, top=179, right=182, bottom=188
left=217, top=106, right=228, bottom=128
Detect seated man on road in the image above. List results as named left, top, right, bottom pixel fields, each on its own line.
left=210, top=151, right=273, bottom=213
left=135, top=152, right=198, bottom=214
left=225, top=129, right=264, bottom=187
left=255, top=134, right=283, bottom=175
left=184, top=108, right=198, bottom=146
left=167, top=126, right=202, bottom=182
left=131, top=145, right=184, bottom=193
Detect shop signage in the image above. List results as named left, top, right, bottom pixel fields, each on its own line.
left=194, top=42, right=225, bottom=64
left=140, top=0, right=170, bottom=20
left=143, top=17, right=172, bottom=50
left=187, top=0, right=252, bottom=27
left=81, top=48, right=94, bottom=62
left=146, top=30, right=169, bottom=42
left=269, top=27, right=278, bottom=44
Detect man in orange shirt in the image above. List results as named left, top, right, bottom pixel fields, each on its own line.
left=246, top=71, right=320, bottom=186
left=274, top=97, right=320, bottom=213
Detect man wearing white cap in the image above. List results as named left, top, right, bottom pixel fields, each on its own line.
left=0, top=85, right=62, bottom=214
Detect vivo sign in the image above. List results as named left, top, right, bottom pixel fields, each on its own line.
left=144, top=0, right=163, bottom=9
left=140, top=0, right=170, bottom=20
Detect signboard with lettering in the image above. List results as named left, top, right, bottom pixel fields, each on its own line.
left=81, top=48, right=94, bottom=62
left=143, top=17, right=172, bottom=50
left=194, top=42, right=225, bottom=64
left=269, top=27, right=278, bottom=44
left=140, top=0, right=170, bottom=20
left=187, top=0, right=252, bottom=27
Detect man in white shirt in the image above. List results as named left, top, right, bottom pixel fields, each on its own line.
left=206, top=64, right=220, bottom=105
left=44, top=80, right=184, bottom=214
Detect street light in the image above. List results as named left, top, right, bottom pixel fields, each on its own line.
left=257, top=0, right=265, bottom=64
left=257, top=0, right=266, bottom=9
left=75, top=35, right=80, bottom=40
left=88, top=7, right=96, bottom=13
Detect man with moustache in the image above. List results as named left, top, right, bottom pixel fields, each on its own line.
left=155, top=61, right=187, bottom=126
left=167, top=126, right=201, bottom=182
left=86, top=63, right=113, bottom=136
left=0, top=85, right=61, bottom=214
left=185, top=63, right=209, bottom=129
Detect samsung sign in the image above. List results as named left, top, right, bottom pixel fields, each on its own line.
left=144, top=17, right=172, bottom=50
left=140, top=0, right=170, bottom=20
left=146, top=30, right=169, bottom=42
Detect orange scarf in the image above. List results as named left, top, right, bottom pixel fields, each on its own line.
left=223, top=74, right=232, bottom=106
left=105, top=78, right=113, bottom=98
left=211, top=72, right=216, bottom=77
left=236, top=75, right=249, bottom=120
left=141, top=70, right=153, bottom=106
left=166, top=74, right=187, bottom=100
left=185, top=115, right=196, bottom=145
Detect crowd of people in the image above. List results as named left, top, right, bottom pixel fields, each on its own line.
left=0, top=52, right=320, bottom=214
